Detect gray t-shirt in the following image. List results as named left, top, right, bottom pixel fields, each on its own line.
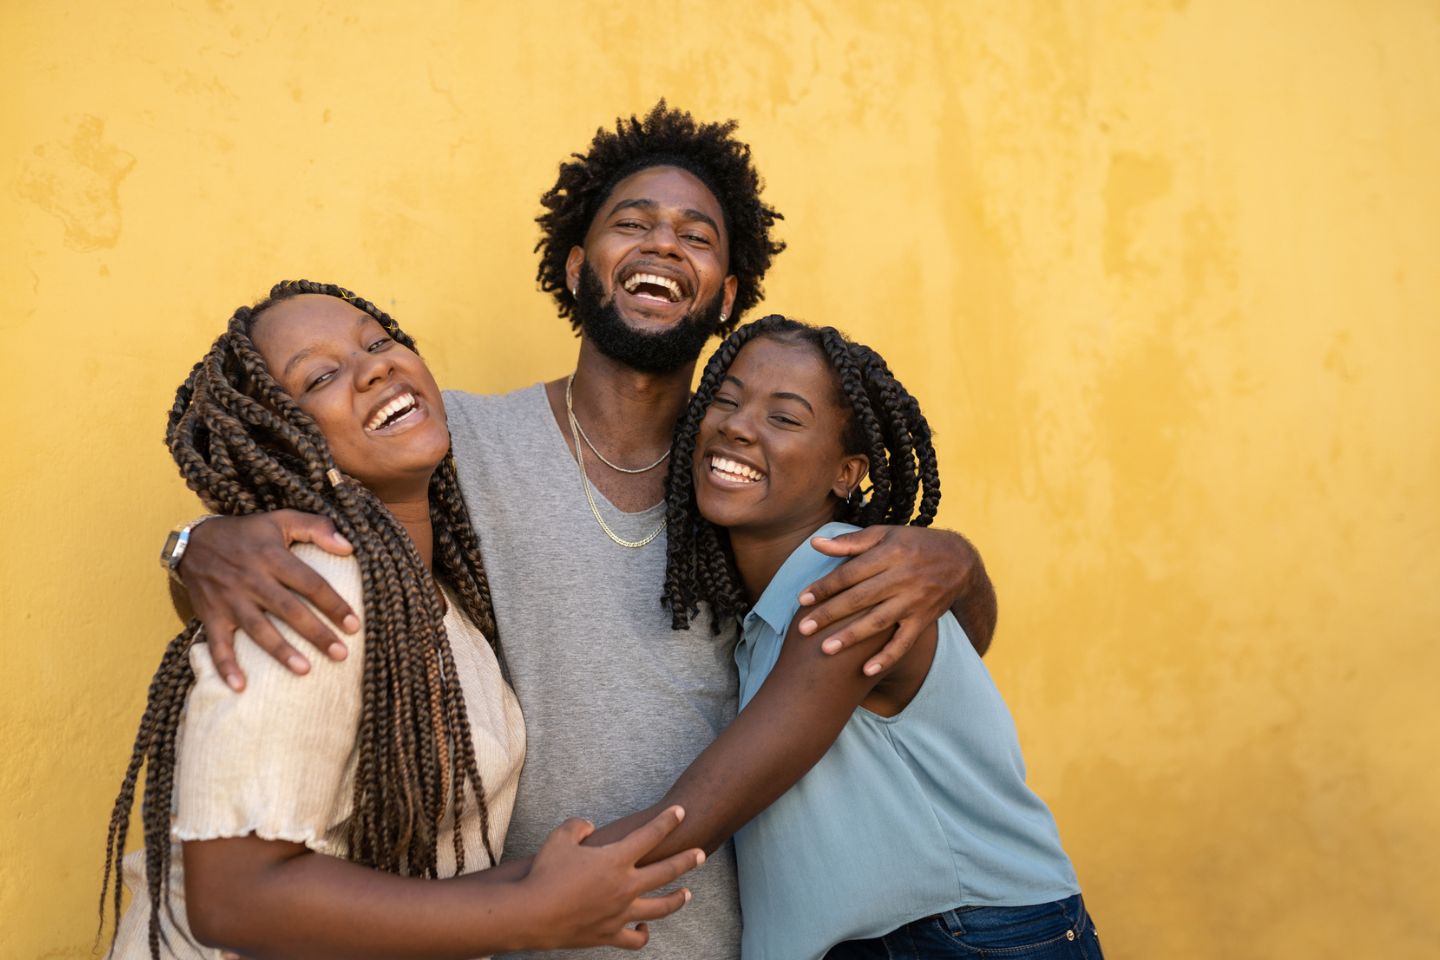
left=445, top=384, right=741, bottom=960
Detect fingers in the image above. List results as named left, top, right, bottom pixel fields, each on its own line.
left=265, top=566, right=354, bottom=656
left=203, top=625, right=246, bottom=692
left=276, top=509, right=353, bottom=556
left=634, top=847, right=705, bottom=892
left=805, top=575, right=891, bottom=644
left=796, top=549, right=874, bottom=613
left=233, top=603, right=311, bottom=675
left=280, top=560, right=360, bottom=644
left=611, top=805, right=685, bottom=862
left=863, top=617, right=921, bottom=678
left=546, top=817, right=597, bottom=848
left=796, top=528, right=897, bottom=614
left=608, top=922, right=650, bottom=951
left=807, top=525, right=885, bottom=560
left=225, top=549, right=356, bottom=666
left=627, top=887, right=692, bottom=923
left=180, top=510, right=358, bottom=682
left=812, top=592, right=910, bottom=662
left=197, top=565, right=348, bottom=678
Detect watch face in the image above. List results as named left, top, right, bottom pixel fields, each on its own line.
left=162, top=529, right=184, bottom=565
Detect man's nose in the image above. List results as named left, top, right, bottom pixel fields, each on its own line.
left=642, top=221, right=682, bottom=258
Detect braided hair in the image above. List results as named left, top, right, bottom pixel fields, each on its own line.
left=536, top=100, right=786, bottom=336
left=99, top=280, right=501, bottom=958
left=663, top=315, right=941, bottom=630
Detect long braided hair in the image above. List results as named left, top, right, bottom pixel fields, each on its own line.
left=99, top=280, right=501, bottom=958
left=664, top=315, right=941, bottom=630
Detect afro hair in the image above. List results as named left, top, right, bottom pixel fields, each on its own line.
left=535, top=101, right=785, bottom=336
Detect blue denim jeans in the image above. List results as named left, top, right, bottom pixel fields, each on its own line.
left=824, top=894, right=1103, bottom=959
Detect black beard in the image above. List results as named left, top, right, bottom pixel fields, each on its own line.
left=573, top=263, right=724, bottom=375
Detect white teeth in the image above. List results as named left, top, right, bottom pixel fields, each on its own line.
left=623, top=272, right=683, bottom=301
left=709, top=456, right=764, bottom=482
left=366, top=392, right=417, bottom=431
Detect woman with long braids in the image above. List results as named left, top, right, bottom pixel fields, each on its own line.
left=100, top=281, right=702, bottom=959
left=581, top=316, right=1101, bottom=959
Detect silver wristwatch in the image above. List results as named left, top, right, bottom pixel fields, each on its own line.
left=160, top=515, right=220, bottom=584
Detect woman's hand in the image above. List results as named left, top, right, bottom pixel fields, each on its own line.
left=796, top=525, right=997, bottom=673
left=520, top=806, right=704, bottom=950
left=179, top=511, right=358, bottom=690
left=183, top=811, right=698, bottom=957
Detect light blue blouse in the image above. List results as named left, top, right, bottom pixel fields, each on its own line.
left=732, top=523, right=1080, bottom=960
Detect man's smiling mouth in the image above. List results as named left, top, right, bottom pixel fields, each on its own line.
left=623, top=272, right=685, bottom=303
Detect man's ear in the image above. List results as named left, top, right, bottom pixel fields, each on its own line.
left=721, top=274, right=738, bottom=320
left=831, top=454, right=869, bottom=500
left=565, top=247, right=585, bottom=297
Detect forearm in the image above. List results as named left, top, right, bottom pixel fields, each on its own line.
left=185, top=841, right=538, bottom=960
left=586, top=616, right=886, bottom=864
left=584, top=759, right=750, bottom=863
left=950, top=551, right=997, bottom=657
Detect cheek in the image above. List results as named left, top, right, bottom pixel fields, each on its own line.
left=300, top=398, right=363, bottom=466
left=695, top=410, right=721, bottom=444
left=698, top=256, right=727, bottom=291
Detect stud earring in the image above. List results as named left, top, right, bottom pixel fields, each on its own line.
left=719, top=312, right=728, bottom=324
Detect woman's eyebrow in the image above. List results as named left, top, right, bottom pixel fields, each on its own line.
left=719, top=375, right=814, bottom=412
left=771, top=391, right=814, bottom=413
left=282, top=347, right=316, bottom=378
left=281, top=315, right=371, bottom=377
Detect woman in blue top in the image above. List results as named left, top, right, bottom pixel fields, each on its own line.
left=595, top=315, right=1103, bottom=959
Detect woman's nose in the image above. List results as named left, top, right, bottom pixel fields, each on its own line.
left=356, top=350, right=392, bottom=387
left=717, top=409, right=756, bottom=444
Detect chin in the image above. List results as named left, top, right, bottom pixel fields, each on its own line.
left=695, top=493, right=748, bottom=531
left=619, top=304, right=691, bottom=332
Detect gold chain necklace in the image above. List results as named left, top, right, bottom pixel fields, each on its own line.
left=566, top=376, right=672, bottom=474
left=564, top=375, right=667, bottom=549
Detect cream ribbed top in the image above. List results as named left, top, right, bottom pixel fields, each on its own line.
left=109, top=545, right=526, bottom=958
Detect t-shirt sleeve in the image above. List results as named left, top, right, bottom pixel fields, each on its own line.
left=172, top=545, right=366, bottom=856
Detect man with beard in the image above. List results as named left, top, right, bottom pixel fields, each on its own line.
left=174, top=103, right=996, bottom=959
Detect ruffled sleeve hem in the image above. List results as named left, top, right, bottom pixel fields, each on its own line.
left=172, top=821, right=348, bottom=859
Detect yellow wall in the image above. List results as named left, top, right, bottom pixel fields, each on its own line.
left=4, top=2, right=1437, bottom=957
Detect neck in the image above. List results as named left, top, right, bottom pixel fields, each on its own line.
left=727, top=506, right=840, bottom=604
left=382, top=491, right=435, bottom=575
left=568, top=338, right=696, bottom=454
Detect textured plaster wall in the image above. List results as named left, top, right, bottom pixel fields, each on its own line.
left=3, top=2, right=1438, bottom=958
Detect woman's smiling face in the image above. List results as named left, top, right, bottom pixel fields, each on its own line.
left=250, top=294, right=449, bottom=503
left=693, top=335, right=868, bottom=540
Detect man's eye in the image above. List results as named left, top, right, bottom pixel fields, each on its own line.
left=684, top=233, right=711, bottom=245
left=616, top=219, right=645, bottom=230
